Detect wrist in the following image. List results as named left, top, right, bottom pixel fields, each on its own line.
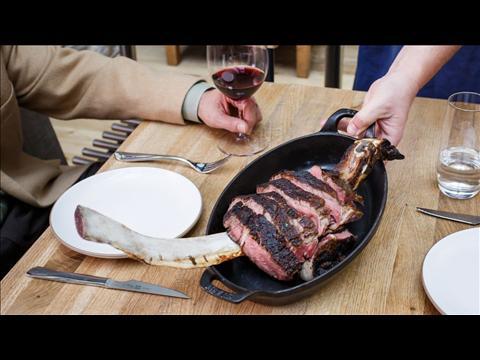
left=182, top=81, right=215, bottom=123
left=384, top=70, right=419, bottom=101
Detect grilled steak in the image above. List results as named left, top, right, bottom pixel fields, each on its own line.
left=222, top=139, right=403, bottom=281
left=308, top=165, right=363, bottom=204
left=223, top=202, right=302, bottom=280
left=257, top=179, right=331, bottom=236
left=261, top=191, right=320, bottom=259
left=271, top=170, right=363, bottom=229
left=229, top=193, right=318, bottom=260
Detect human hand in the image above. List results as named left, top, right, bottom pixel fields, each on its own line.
left=197, top=89, right=262, bottom=135
left=346, top=72, right=419, bottom=146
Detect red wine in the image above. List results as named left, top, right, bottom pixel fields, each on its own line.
left=212, top=66, right=265, bottom=100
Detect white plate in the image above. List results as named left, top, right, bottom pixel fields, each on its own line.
left=50, top=167, right=202, bottom=258
left=422, top=227, right=480, bottom=315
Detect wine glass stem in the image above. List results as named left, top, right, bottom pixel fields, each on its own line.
left=236, top=132, right=247, bottom=141
left=235, top=100, right=246, bottom=140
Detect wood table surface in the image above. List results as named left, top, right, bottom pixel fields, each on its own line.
left=1, top=83, right=478, bottom=315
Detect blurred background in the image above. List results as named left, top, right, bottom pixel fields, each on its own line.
left=50, top=45, right=359, bottom=165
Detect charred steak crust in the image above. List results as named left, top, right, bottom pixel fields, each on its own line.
left=259, top=191, right=287, bottom=206
left=272, top=170, right=339, bottom=201
left=233, top=194, right=322, bottom=263
left=224, top=203, right=302, bottom=278
left=257, top=179, right=326, bottom=213
left=261, top=192, right=317, bottom=240
left=323, top=170, right=363, bottom=204
left=244, top=194, right=303, bottom=247
left=271, top=169, right=363, bottom=225
left=308, top=165, right=364, bottom=204
left=297, top=171, right=343, bottom=199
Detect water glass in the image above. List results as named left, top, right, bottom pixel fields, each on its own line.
left=437, top=92, right=480, bottom=199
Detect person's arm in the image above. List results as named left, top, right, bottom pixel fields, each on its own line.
left=3, top=46, right=261, bottom=133
left=3, top=46, right=198, bottom=124
left=346, top=46, right=461, bottom=145
left=389, top=46, right=461, bottom=91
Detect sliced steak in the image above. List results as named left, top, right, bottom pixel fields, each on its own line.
left=300, top=230, right=356, bottom=281
left=308, top=165, right=363, bottom=204
left=257, top=178, right=331, bottom=236
left=272, top=170, right=339, bottom=200
left=223, top=202, right=302, bottom=280
left=261, top=192, right=319, bottom=259
left=271, top=170, right=363, bottom=229
left=229, top=194, right=318, bottom=260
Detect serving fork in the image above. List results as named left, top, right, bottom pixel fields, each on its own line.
left=114, top=151, right=231, bottom=174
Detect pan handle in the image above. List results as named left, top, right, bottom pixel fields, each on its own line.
left=319, top=108, right=376, bottom=138
left=200, top=268, right=257, bottom=304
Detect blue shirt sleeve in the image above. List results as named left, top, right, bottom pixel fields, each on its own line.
left=353, top=45, right=480, bottom=99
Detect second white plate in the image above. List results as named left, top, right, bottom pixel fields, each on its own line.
left=422, top=227, right=480, bottom=315
left=50, top=167, right=202, bottom=258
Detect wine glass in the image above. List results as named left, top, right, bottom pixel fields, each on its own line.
left=207, top=45, right=269, bottom=156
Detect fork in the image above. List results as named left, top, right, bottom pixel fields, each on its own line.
left=114, top=151, right=231, bottom=174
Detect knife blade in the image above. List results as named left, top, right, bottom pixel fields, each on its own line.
left=416, top=207, right=480, bottom=226
left=26, top=267, right=189, bottom=299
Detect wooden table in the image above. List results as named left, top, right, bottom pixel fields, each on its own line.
left=2, top=84, right=478, bottom=314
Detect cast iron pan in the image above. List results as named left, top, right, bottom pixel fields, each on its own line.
left=200, top=108, right=387, bottom=305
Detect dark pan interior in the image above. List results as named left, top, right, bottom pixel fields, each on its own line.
left=206, top=132, right=386, bottom=295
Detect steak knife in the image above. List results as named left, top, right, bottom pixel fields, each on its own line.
left=416, top=207, right=480, bottom=226
left=27, top=267, right=190, bottom=299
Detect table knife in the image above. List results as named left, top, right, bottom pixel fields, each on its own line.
left=27, top=266, right=189, bottom=299
left=416, top=207, right=480, bottom=226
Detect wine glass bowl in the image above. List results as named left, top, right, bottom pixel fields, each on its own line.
left=207, top=45, right=269, bottom=156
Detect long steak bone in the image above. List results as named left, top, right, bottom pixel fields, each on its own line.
left=74, top=205, right=242, bottom=268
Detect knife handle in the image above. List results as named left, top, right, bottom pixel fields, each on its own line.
left=27, top=267, right=107, bottom=287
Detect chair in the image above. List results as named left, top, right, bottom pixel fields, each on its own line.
left=165, top=45, right=313, bottom=80
left=295, top=45, right=312, bottom=78
left=325, top=45, right=341, bottom=88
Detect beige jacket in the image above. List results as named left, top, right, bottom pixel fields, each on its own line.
left=0, top=46, right=202, bottom=207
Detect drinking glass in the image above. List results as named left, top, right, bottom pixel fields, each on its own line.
left=207, top=45, right=268, bottom=156
left=437, top=92, right=480, bottom=199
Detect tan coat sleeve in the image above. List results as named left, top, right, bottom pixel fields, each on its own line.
left=2, top=46, right=203, bottom=124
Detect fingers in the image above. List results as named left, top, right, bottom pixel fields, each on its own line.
left=346, top=104, right=383, bottom=137
left=212, top=112, right=250, bottom=133
left=224, top=97, right=262, bottom=134
left=238, top=98, right=262, bottom=133
left=198, top=90, right=263, bottom=134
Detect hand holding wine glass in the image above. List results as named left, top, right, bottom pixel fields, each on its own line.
left=198, top=89, right=262, bottom=135
left=207, top=45, right=269, bottom=156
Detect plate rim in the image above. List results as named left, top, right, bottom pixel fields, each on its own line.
left=422, top=227, right=480, bottom=315
left=50, top=166, right=203, bottom=259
